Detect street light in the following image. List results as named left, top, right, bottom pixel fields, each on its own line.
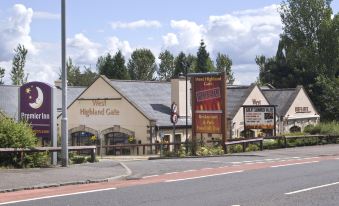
left=181, top=61, right=189, bottom=154
left=61, top=0, right=68, bottom=167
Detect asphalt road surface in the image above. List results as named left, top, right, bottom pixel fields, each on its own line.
left=1, top=146, right=339, bottom=206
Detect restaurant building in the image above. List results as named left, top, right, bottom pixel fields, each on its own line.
left=0, top=75, right=320, bottom=155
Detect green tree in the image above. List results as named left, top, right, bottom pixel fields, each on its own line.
left=314, top=75, right=339, bottom=120
left=65, top=57, right=81, bottom=86
left=11, top=44, right=28, bottom=85
left=77, top=66, right=98, bottom=86
left=196, top=40, right=214, bottom=73
left=216, top=53, right=235, bottom=84
left=97, top=53, right=114, bottom=78
left=174, top=52, right=187, bottom=77
left=158, top=50, right=174, bottom=81
left=59, top=58, right=98, bottom=86
left=112, top=50, right=129, bottom=80
left=0, top=67, right=5, bottom=85
left=257, top=0, right=338, bottom=120
left=127, top=48, right=157, bottom=80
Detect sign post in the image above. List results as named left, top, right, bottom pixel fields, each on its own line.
left=191, top=72, right=227, bottom=154
left=170, top=102, right=178, bottom=151
left=19, top=82, right=57, bottom=165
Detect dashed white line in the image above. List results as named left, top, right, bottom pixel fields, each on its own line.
left=0, top=187, right=117, bottom=205
left=165, top=172, right=179, bottom=175
left=165, top=170, right=244, bottom=183
left=271, top=161, right=319, bottom=168
left=142, top=174, right=159, bottom=179
left=183, top=169, right=197, bottom=172
left=285, top=182, right=339, bottom=195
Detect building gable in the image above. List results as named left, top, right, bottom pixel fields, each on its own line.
left=285, top=86, right=319, bottom=118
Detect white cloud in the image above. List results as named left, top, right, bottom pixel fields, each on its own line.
left=162, top=4, right=282, bottom=84
left=170, top=20, right=205, bottom=50
left=33, top=11, right=60, bottom=20
left=111, top=20, right=161, bottom=29
left=162, top=33, right=179, bottom=47
left=0, top=4, right=37, bottom=61
left=106, top=36, right=133, bottom=57
left=67, top=33, right=101, bottom=64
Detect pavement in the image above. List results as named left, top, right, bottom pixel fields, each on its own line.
left=0, top=159, right=132, bottom=193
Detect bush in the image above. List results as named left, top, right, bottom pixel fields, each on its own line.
left=71, top=155, right=87, bottom=164
left=304, top=122, right=339, bottom=135
left=228, top=144, right=243, bottom=153
left=245, top=144, right=260, bottom=152
left=196, top=146, right=224, bottom=156
left=263, top=139, right=280, bottom=149
left=0, top=118, right=49, bottom=168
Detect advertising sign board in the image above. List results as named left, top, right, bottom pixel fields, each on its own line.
left=19, top=82, right=53, bottom=139
left=191, top=73, right=226, bottom=136
left=243, top=106, right=275, bottom=129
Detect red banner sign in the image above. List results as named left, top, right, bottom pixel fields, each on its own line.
left=192, top=74, right=225, bottom=134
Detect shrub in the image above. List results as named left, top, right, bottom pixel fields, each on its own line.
left=263, top=139, right=280, bottom=149
left=245, top=144, right=260, bottom=152
left=71, top=155, right=87, bottom=164
left=228, top=144, right=243, bottom=153
left=0, top=118, right=49, bottom=168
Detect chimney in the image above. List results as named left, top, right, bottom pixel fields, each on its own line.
left=171, top=77, right=191, bottom=117
left=54, top=79, right=62, bottom=89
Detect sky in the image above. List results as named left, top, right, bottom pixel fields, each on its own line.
left=0, top=0, right=338, bottom=85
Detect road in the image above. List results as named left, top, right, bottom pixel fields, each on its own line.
left=1, top=145, right=339, bottom=206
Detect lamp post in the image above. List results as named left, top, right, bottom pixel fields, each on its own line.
left=61, top=0, right=68, bottom=167
left=182, top=62, right=189, bottom=154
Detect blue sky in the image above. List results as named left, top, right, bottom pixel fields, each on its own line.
left=0, top=0, right=338, bottom=85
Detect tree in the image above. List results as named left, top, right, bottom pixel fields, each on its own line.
left=11, top=44, right=28, bottom=85
left=216, top=53, right=235, bottom=84
left=173, top=52, right=187, bottom=78
left=65, top=57, right=81, bottom=86
left=196, top=40, right=214, bottom=73
left=60, top=58, right=97, bottom=86
left=0, top=67, right=5, bottom=85
left=256, top=0, right=339, bottom=120
left=112, top=50, right=129, bottom=80
left=158, top=50, right=174, bottom=81
left=127, top=49, right=157, bottom=80
left=97, top=53, right=114, bottom=78
left=77, top=67, right=98, bottom=86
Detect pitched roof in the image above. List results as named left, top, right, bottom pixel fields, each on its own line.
left=262, top=87, right=300, bottom=116
left=108, top=79, right=191, bottom=127
left=56, top=86, right=86, bottom=110
left=226, top=85, right=255, bottom=119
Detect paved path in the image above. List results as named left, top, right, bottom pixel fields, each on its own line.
left=0, top=160, right=129, bottom=192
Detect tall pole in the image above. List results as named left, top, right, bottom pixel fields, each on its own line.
left=61, top=0, right=68, bottom=167
left=185, top=63, right=188, bottom=154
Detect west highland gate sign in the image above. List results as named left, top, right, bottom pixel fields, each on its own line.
left=19, top=82, right=55, bottom=140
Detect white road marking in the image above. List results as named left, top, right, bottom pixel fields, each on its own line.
left=142, top=174, right=159, bottom=179
left=271, top=161, right=319, bottom=168
left=165, top=170, right=244, bottom=183
left=0, top=187, right=117, bottom=205
left=285, top=182, right=339, bottom=195
left=183, top=169, right=197, bottom=172
left=165, top=172, right=179, bottom=175
left=202, top=167, right=214, bottom=170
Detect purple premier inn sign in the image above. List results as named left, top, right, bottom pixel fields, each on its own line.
left=19, top=82, right=53, bottom=139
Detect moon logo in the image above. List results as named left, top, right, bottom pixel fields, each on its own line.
left=29, top=87, right=44, bottom=109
